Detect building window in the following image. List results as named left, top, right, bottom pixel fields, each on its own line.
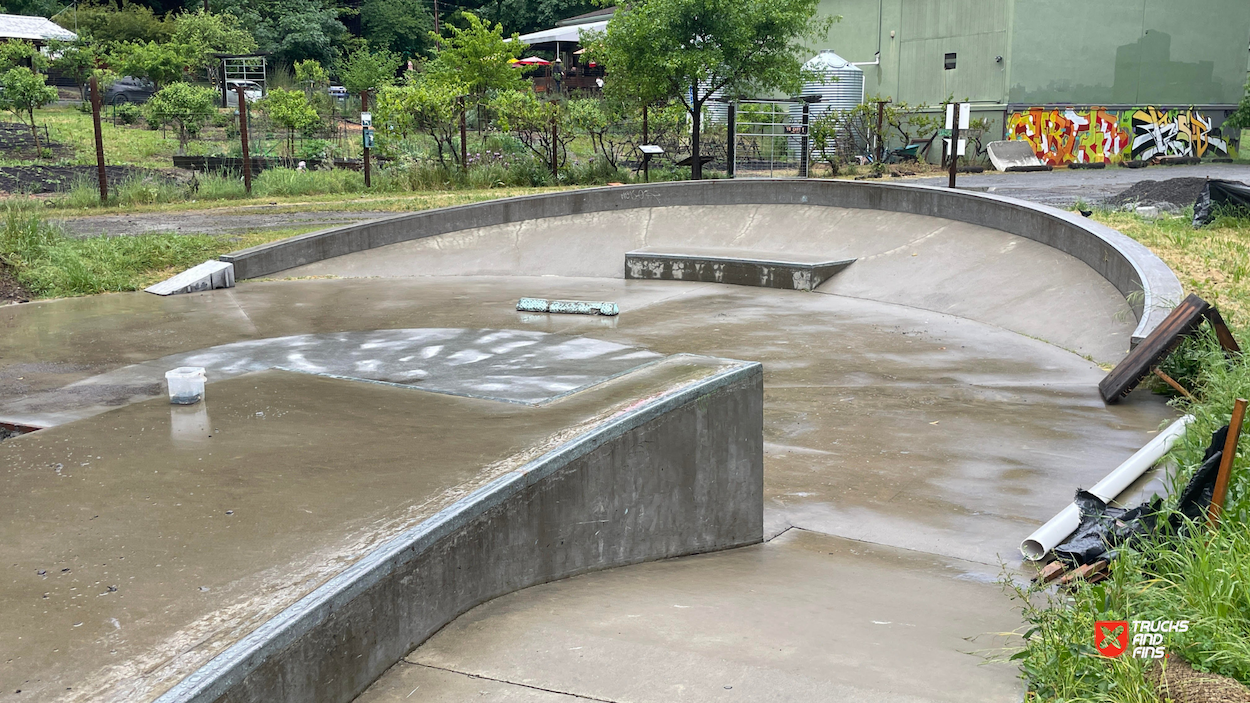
left=944, top=53, right=956, bottom=70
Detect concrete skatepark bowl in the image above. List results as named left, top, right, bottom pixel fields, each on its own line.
left=0, top=180, right=1182, bottom=702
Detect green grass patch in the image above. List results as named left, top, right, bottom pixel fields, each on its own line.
left=0, top=208, right=320, bottom=298
left=1010, top=206, right=1250, bottom=701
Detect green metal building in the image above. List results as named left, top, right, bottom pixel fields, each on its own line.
left=814, top=0, right=1250, bottom=163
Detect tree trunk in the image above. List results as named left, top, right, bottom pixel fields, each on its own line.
left=690, top=95, right=702, bottom=180
left=28, top=109, right=40, bottom=160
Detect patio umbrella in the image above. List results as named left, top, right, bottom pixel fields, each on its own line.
left=515, top=56, right=551, bottom=65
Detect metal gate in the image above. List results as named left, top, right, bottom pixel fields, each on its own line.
left=727, top=98, right=812, bottom=178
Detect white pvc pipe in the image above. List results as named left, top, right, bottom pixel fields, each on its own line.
left=1020, top=414, right=1194, bottom=561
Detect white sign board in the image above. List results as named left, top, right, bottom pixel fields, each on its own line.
left=943, top=138, right=967, bottom=156
left=944, top=103, right=971, bottom=130
left=361, top=112, right=372, bottom=127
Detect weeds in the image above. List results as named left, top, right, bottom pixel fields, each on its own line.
left=0, top=207, right=319, bottom=298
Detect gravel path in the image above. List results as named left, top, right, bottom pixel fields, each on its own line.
left=54, top=208, right=396, bottom=238
left=50, top=162, right=1250, bottom=238
left=913, top=162, right=1250, bottom=208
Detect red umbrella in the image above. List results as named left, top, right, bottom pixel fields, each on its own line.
left=513, top=56, right=551, bottom=65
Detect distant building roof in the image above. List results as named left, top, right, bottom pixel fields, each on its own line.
left=555, top=6, right=615, bottom=27
left=0, top=13, right=77, bottom=42
left=514, top=19, right=608, bottom=45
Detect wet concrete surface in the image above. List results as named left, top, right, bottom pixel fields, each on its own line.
left=913, top=162, right=1250, bottom=208
left=0, top=353, right=736, bottom=701
left=0, top=275, right=1176, bottom=701
left=282, top=204, right=1137, bottom=363
left=366, top=529, right=1020, bottom=703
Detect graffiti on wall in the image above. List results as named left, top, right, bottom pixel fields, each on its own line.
left=1008, top=106, right=1228, bottom=165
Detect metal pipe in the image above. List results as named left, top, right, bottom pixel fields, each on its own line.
left=1020, top=414, right=1194, bottom=561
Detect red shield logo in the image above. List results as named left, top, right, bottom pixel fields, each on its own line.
left=1095, top=620, right=1128, bottom=657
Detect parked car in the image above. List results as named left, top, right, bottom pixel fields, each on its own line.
left=224, top=80, right=265, bottom=106
left=98, top=76, right=156, bottom=105
left=328, top=85, right=348, bottom=100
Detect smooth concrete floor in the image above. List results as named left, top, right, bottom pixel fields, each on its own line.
left=0, top=274, right=1175, bottom=702
left=280, top=204, right=1138, bottom=363
left=0, top=347, right=739, bottom=701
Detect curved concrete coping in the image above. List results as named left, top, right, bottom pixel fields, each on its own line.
left=154, top=356, right=763, bottom=703
left=219, top=180, right=1182, bottom=345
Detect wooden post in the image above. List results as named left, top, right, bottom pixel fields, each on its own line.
left=361, top=90, right=371, bottom=188
left=1209, top=398, right=1248, bottom=527
left=89, top=74, right=107, bottom=204
left=459, top=95, right=467, bottom=170
left=236, top=85, right=252, bottom=195
left=948, top=102, right=960, bottom=189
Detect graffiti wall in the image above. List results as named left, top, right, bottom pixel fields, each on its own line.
left=1008, top=106, right=1229, bottom=165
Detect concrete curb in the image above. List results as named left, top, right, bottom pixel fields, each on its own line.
left=154, top=358, right=764, bottom=703
left=218, top=180, right=1181, bottom=346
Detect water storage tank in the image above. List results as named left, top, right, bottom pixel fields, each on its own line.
left=800, top=50, right=864, bottom=119
left=789, top=50, right=864, bottom=159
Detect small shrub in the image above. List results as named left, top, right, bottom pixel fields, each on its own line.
left=115, top=102, right=142, bottom=125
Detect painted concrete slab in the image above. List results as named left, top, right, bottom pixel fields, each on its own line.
left=1, top=328, right=661, bottom=425
left=987, top=140, right=1051, bottom=172
left=0, top=356, right=739, bottom=702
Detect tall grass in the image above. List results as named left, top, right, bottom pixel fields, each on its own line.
left=0, top=208, right=317, bottom=298
left=1008, top=331, right=1250, bottom=701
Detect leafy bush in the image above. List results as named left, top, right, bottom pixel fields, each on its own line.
left=145, top=83, right=219, bottom=153
left=115, top=102, right=143, bottom=125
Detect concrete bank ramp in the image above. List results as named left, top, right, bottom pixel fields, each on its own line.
left=987, top=140, right=1054, bottom=172
left=0, top=353, right=762, bottom=703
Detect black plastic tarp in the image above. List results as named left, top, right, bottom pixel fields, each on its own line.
left=1193, top=179, right=1250, bottom=227
left=1053, top=425, right=1228, bottom=566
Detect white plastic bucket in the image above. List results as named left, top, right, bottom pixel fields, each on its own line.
left=166, top=367, right=207, bottom=405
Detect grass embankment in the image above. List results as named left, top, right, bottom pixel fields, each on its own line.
left=1011, top=207, right=1250, bottom=702
left=0, top=184, right=568, bottom=299
left=0, top=209, right=322, bottom=298
left=3, top=106, right=180, bottom=169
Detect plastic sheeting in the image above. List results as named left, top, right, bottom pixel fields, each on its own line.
left=1053, top=425, right=1229, bottom=566
left=1193, top=179, right=1250, bottom=227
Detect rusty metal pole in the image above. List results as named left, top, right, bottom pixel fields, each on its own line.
left=361, top=90, right=371, bottom=188
left=236, top=85, right=252, bottom=195
left=89, top=74, right=108, bottom=203
left=948, top=102, right=960, bottom=189
left=459, top=95, right=467, bottom=170
left=1209, top=398, right=1248, bottom=528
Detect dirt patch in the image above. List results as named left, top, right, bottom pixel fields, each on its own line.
left=0, top=264, right=30, bottom=304
left=0, top=165, right=158, bottom=196
left=0, top=121, right=73, bottom=161
left=1107, top=177, right=1212, bottom=210
left=1147, top=657, right=1250, bottom=702
left=55, top=209, right=392, bottom=237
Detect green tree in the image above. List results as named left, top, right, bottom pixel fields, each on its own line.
left=111, top=40, right=194, bottom=86
left=425, top=12, right=526, bottom=102
left=47, top=39, right=98, bottom=100
left=294, top=58, right=329, bottom=88
left=0, top=67, right=59, bottom=158
left=374, top=76, right=465, bottom=165
left=258, top=86, right=321, bottom=155
left=491, top=88, right=571, bottom=170
left=361, top=0, right=434, bottom=58
left=55, top=2, right=174, bottom=44
left=1225, top=79, right=1250, bottom=133
left=171, top=10, right=258, bottom=70
left=589, top=0, right=830, bottom=178
left=214, top=0, right=348, bottom=65
left=337, top=46, right=401, bottom=96
left=144, top=82, right=217, bottom=153
left=0, top=40, right=46, bottom=72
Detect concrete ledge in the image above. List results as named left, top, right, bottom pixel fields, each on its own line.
left=219, top=180, right=1182, bottom=345
left=625, top=248, right=855, bottom=291
left=146, top=260, right=235, bottom=296
left=155, top=359, right=764, bottom=703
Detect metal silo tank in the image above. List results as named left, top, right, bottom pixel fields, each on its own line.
left=791, top=51, right=865, bottom=159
